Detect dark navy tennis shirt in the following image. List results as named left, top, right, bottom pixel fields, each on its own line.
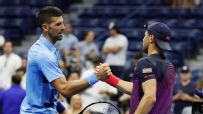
left=130, top=54, right=176, bottom=114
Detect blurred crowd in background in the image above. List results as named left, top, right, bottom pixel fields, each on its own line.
left=0, top=0, right=203, bottom=114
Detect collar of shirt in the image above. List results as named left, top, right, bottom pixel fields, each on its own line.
left=11, top=84, right=21, bottom=89
left=149, top=53, right=165, bottom=59
left=39, top=34, right=59, bottom=56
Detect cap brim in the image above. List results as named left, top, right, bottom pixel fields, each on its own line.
left=181, top=70, right=189, bottom=73
left=155, top=38, right=172, bottom=51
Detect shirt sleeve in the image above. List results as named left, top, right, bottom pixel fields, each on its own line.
left=134, top=58, right=156, bottom=83
left=93, top=44, right=99, bottom=56
left=15, top=56, right=22, bottom=70
left=117, top=35, right=128, bottom=47
left=39, top=54, right=64, bottom=82
left=103, top=38, right=111, bottom=48
left=72, top=36, right=79, bottom=47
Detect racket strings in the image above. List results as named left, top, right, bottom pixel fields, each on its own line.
left=82, top=102, right=120, bottom=114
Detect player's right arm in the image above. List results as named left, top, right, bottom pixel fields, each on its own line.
left=39, top=54, right=110, bottom=97
left=96, top=65, right=133, bottom=95
left=52, top=77, right=90, bottom=97
left=116, top=79, right=133, bottom=95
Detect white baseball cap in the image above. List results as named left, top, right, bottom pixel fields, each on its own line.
left=0, top=35, right=5, bottom=46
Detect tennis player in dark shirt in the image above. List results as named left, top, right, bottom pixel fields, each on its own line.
left=96, top=22, right=176, bottom=114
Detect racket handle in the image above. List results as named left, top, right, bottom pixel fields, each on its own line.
left=56, top=102, right=65, bottom=113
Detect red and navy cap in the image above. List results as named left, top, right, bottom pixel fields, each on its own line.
left=145, top=22, right=172, bottom=51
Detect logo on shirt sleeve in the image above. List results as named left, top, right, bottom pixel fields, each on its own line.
left=142, top=68, right=152, bottom=74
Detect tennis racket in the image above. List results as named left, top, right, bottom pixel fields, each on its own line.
left=79, top=101, right=121, bottom=114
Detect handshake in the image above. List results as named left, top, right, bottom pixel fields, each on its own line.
left=95, top=63, right=112, bottom=81
left=87, top=63, right=119, bottom=87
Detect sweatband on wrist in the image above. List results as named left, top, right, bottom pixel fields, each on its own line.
left=56, top=102, right=65, bottom=113
left=106, top=74, right=119, bottom=87
left=86, top=74, right=99, bottom=86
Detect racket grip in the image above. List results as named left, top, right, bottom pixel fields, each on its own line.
left=106, top=74, right=120, bottom=87
left=56, top=102, right=65, bottom=113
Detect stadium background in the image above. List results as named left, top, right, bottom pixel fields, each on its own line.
left=0, top=0, right=203, bottom=114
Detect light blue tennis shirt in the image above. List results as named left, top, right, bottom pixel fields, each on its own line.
left=20, top=35, right=64, bottom=114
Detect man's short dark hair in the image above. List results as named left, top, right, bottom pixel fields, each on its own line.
left=91, top=56, right=103, bottom=66
left=36, top=6, right=63, bottom=28
left=12, top=75, right=22, bottom=85
left=82, top=31, right=91, bottom=40
left=134, top=52, right=143, bottom=60
left=3, top=40, right=13, bottom=47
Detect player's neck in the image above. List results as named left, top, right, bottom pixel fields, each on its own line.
left=42, top=32, right=56, bottom=44
left=147, top=45, right=162, bottom=56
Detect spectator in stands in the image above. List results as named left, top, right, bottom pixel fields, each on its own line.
left=55, top=22, right=79, bottom=56
left=119, top=93, right=131, bottom=114
left=64, top=47, right=81, bottom=76
left=0, top=41, right=22, bottom=89
left=16, top=68, right=26, bottom=90
left=78, top=31, right=99, bottom=69
left=0, top=35, right=5, bottom=55
left=21, top=57, right=27, bottom=71
left=66, top=72, right=80, bottom=104
left=173, top=65, right=201, bottom=114
left=0, top=75, right=25, bottom=114
left=67, top=94, right=83, bottom=114
left=68, top=71, right=80, bottom=81
left=17, top=57, right=27, bottom=89
left=123, top=52, right=143, bottom=81
left=80, top=56, right=117, bottom=113
left=59, top=60, right=68, bottom=77
left=196, top=75, right=203, bottom=91
left=102, top=23, right=128, bottom=79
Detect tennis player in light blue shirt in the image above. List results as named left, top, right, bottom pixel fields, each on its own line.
left=20, top=35, right=64, bottom=114
left=20, top=6, right=110, bottom=114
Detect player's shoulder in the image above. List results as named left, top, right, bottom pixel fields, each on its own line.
left=136, top=57, right=155, bottom=71
left=29, top=43, right=54, bottom=61
left=137, top=56, right=153, bottom=66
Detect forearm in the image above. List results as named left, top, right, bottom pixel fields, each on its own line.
left=102, top=48, right=111, bottom=54
left=62, top=79, right=90, bottom=97
left=188, top=96, right=202, bottom=102
left=116, top=80, right=133, bottom=95
left=106, top=75, right=133, bottom=95
left=134, top=96, right=156, bottom=114
left=111, top=46, right=122, bottom=54
left=52, top=76, right=90, bottom=97
left=172, top=94, right=179, bottom=101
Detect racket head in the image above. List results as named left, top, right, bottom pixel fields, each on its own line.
left=79, top=101, right=121, bottom=114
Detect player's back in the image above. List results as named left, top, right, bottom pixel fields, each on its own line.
left=148, top=54, right=176, bottom=114
left=130, top=54, right=176, bottom=114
